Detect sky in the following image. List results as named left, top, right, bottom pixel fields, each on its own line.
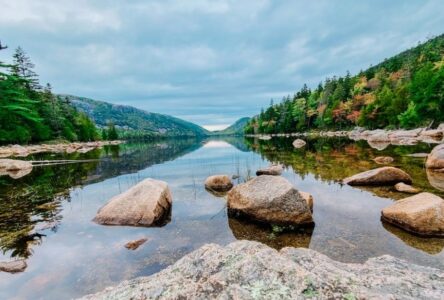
left=0, top=1, right=443, bottom=131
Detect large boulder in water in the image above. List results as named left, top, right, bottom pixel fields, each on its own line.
left=343, top=167, right=412, bottom=186
left=79, top=240, right=444, bottom=300
left=426, top=144, right=444, bottom=169
left=0, top=260, right=27, bottom=273
left=93, top=178, right=172, bottom=226
left=227, top=175, right=313, bottom=226
left=204, top=175, right=233, bottom=192
left=381, top=192, right=444, bottom=237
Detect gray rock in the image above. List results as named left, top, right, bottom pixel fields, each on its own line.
left=79, top=241, right=444, bottom=300
left=0, top=260, right=27, bottom=273
left=256, top=164, right=283, bottom=176
left=394, top=182, right=420, bottom=194
left=426, top=144, right=444, bottom=169
left=204, top=175, right=233, bottom=192
left=93, top=178, right=172, bottom=226
left=344, top=167, right=412, bottom=186
left=227, top=175, right=313, bottom=226
left=292, top=139, right=306, bottom=148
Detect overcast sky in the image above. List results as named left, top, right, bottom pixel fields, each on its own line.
left=1, top=0, right=443, bottom=130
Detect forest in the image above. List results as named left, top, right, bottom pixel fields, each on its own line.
left=0, top=43, right=101, bottom=144
left=245, top=34, right=444, bottom=134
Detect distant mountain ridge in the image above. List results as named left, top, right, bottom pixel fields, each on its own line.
left=63, top=95, right=210, bottom=138
left=212, top=117, right=251, bottom=135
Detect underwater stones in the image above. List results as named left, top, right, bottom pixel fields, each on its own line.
left=381, top=192, right=444, bottom=237
left=343, top=167, right=412, bottom=186
left=292, top=139, right=306, bottom=148
left=373, top=156, right=394, bottom=164
left=93, top=178, right=172, bottom=227
left=0, top=260, right=27, bottom=273
left=227, top=175, right=313, bottom=226
left=0, top=159, right=33, bottom=179
left=204, top=175, right=233, bottom=193
left=256, top=164, right=283, bottom=176
left=125, top=238, right=149, bottom=250
left=394, top=182, right=420, bottom=194
left=426, top=144, right=444, bottom=169
left=80, top=240, right=444, bottom=300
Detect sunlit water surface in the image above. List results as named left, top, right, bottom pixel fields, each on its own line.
left=0, top=137, right=443, bottom=299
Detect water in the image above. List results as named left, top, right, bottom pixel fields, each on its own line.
left=0, top=137, right=443, bottom=299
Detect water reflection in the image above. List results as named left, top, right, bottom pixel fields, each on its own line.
left=0, top=138, right=202, bottom=259
left=228, top=217, right=313, bottom=249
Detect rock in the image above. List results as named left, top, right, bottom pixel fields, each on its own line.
left=299, top=191, right=313, bottom=211
left=93, top=178, right=172, bottom=226
left=389, top=128, right=422, bottom=139
left=125, top=238, right=149, bottom=250
left=382, top=192, right=444, bottom=237
left=259, top=135, right=271, bottom=140
left=0, top=159, right=33, bottom=179
left=426, top=169, right=444, bottom=191
left=227, top=175, right=313, bottom=226
left=292, top=139, right=306, bottom=148
left=79, top=240, right=444, bottom=300
left=0, top=260, right=27, bottom=273
left=256, top=164, right=283, bottom=176
left=406, top=153, right=429, bottom=158
left=426, top=144, right=444, bottom=169
left=204, top=175, right=233, bottom=192
left=344, top=167, right=412, bottom=186
left=394, top=182, right=420, bottom=194
left=0, top=148, right=13, bottom=158
left=367, top=131, right=390, bottom=142
left=373, top=156, right=394, bottom=164
left=420, top=129, right=443, bottom=138
left=10, top=144, right=29, bottom=156
left=367, top=140, right=390, bottom=150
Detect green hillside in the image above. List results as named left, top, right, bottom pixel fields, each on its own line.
left=66, top=95, right=209, bottom=138
left=212, top=117, right=250, bottom=136
left=245, top=34, right=444, bottom=134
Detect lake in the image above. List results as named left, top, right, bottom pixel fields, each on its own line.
left=1, top=137, right=443, bottom=299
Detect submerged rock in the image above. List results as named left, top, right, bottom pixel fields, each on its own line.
left=256, top=164, right=283, bottom=176
left=124, top=238, right=149, bottom=250
left=343, top=167, right=412, bottom=186
left=204, top=175, right=233, bottom=192
left=426, top=144, right=444, bottom=169
left=394, top=182, right=420, bottom=194
left=79, top=240, right=444, bottom=300
left=227, top=175, right=313, bottom=226
left=292, top=139, right=306, bottom=148
left=93, top=178, right=172, bottom=227
left=373, top=156, right=394, bottom=164
left=381, top=192, right=444, bottom=237
left=0, top=260, right=27, bottom=273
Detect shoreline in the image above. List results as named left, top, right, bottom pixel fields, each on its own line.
left=0, top=140, right=124, bottom=158
left=245, top=125, right=444, bottom=148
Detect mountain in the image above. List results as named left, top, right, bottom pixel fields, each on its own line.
left=63, top=95, right=210, bottom=138
left=245, top=34, right=444, bottom=134
left=213, top=117, right=251, bottom=135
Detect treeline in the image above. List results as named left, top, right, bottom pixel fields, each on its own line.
left=0, top=44, right=101, bottom=144
left=245, top=34, right=444, bottom=134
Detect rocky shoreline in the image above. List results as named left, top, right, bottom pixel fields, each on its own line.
left=0, top=140, right=123, bottom=158
left=80, top=240, right=444, bottom=300
left=247, top=125, right=444, bottom=149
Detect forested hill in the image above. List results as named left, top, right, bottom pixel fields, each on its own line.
left=212, top=117, right=250, bottom=135
left=245, top=34, right=444, bottom=134
left=0, top=46, right=98, bottom=144
left=66, top=95, right=210, bottom=138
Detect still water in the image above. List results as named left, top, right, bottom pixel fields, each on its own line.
left=0, top=137, right=443, bottom=299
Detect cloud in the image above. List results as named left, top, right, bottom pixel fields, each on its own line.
left=0, top=0, right=443, bottom=127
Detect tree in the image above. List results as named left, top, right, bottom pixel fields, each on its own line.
left=107, top=122, right=118, bottom=140
left=11, top=47, right=40, bottom=90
